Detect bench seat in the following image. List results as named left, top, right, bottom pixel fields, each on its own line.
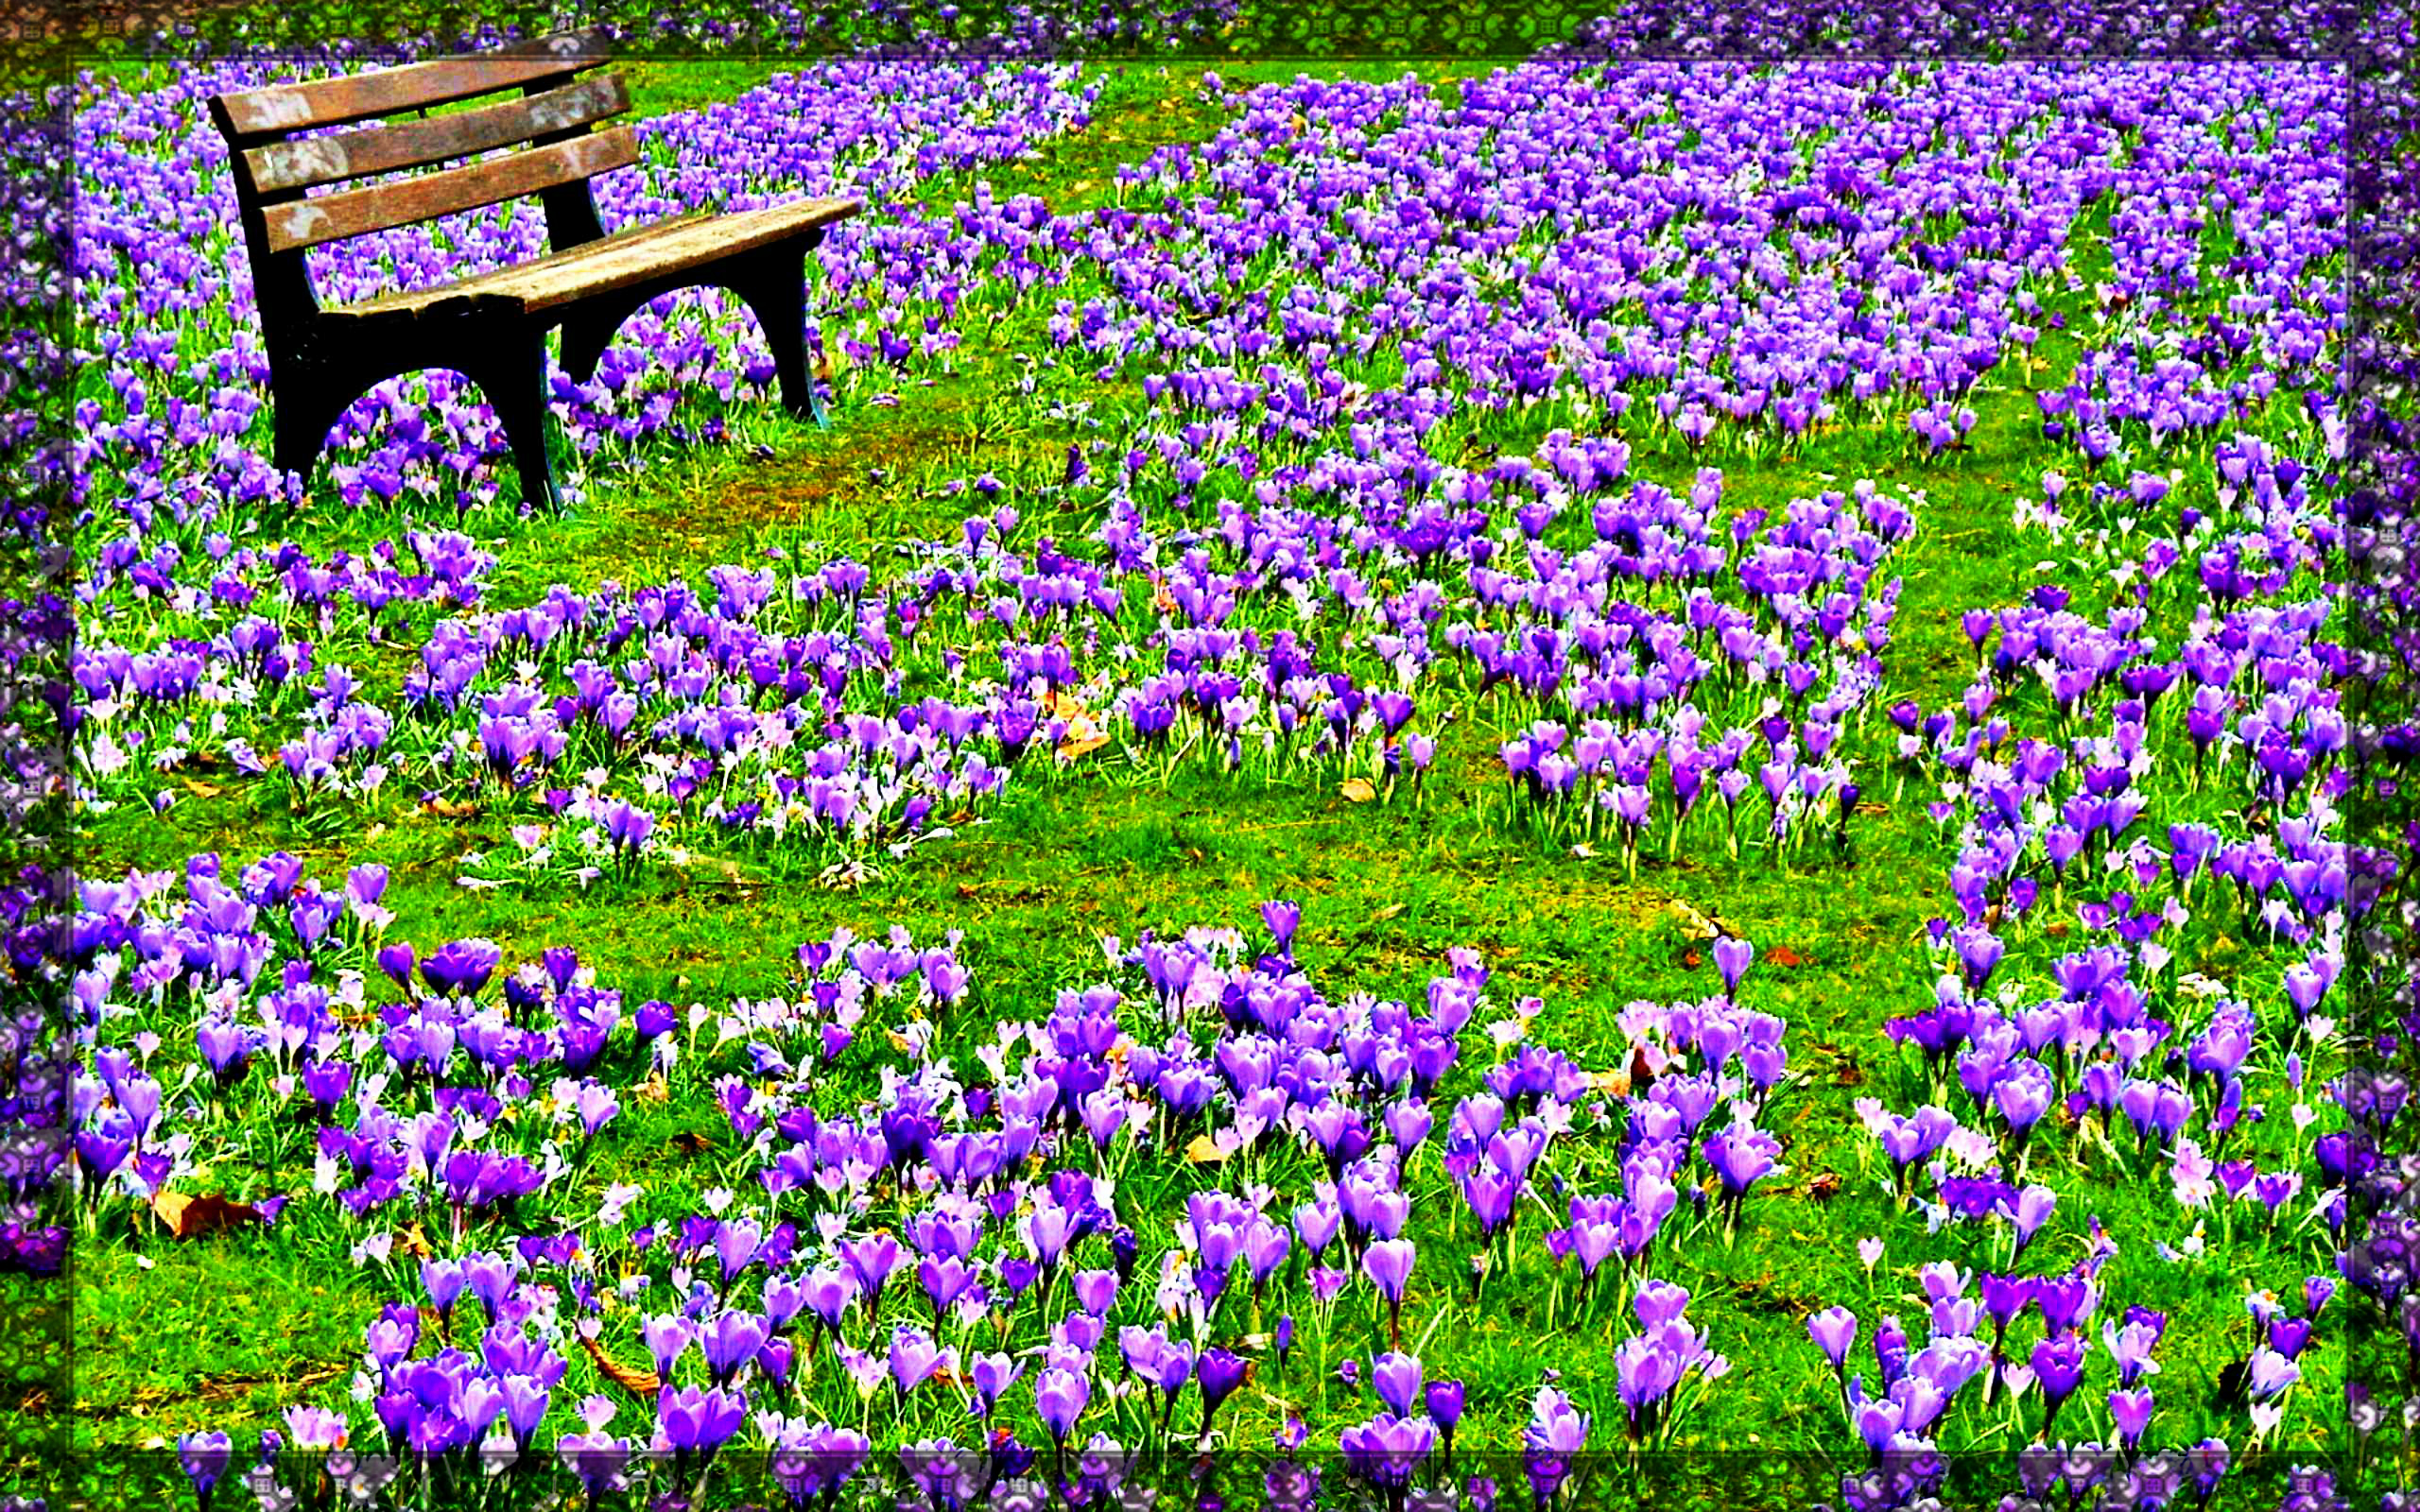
left=329, top=197, right=861, bottom=321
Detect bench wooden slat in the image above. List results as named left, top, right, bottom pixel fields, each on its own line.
left=330, top=210, right=716, bottom=316
left=215, top=29, right=609, bottom=139
left=261, top=125, right=639, bottom=253
left=328, top=197, right=862, bottom=318
left=246, top=73, right=631, bottom=193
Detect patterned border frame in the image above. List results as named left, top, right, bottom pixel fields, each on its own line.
left=0, top=21, right=76, bottom=1505
left=0, top=0, right=2411, bottom=1506
left=0, top=0, right=2394, bottom=64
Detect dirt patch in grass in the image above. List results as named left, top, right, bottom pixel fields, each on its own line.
left=659, top=411, right=971, bottom=541
left=130, top=1363, right=348, bottom=1412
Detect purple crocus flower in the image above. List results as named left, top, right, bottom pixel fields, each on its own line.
left=2031, top=1332, right=2087, bottom=1438
left=1951, top=926, right=2004, bottom=990
left=421, top=1258, right=468, bottom=1317
left=1363, top=1237, right=1416, bottom=1349
left=1703, top=1121, right=1781, bottom=1210
left=1340, top=1413, right=1436, bottom=1491
left=1712, top=936, right=1754, bottom=994
left=888, top=1325, right=950, bottom=1402
left=656, top=1384, right=746, bottom=1458
left=2108, top=1386, right=2153, bottom=1448
left=1808, top=1306, right=1858, bottom=1370
left=803, top=1265, right=857, bottom=1335
left=1427, top=1378, right=1466, bottom=1459
left=1372, top=1351, right=1423, bottom=1418
left=643, top=1315, right=695, bottom=1380
left=559, top=1429, right=629, bottom=1501
left=1261, top=899, right=1303, bottom=956
left=842, top=1233, right=903, bottom=1313
left=699, top=1310, right=769, bottom=1386
left=967, top=1352, right=1022, bottom=1417
left=1035, top=1366, right=1090, bottom=1446
left=421, top=937, right=504, bottom=998
left=179, top=1430, right=233, bottom=1502
left=1522, top=1385, right=1590, bottom=1503
left=1071, top=1268, right=1116, bottom=1315
left=1197, top=1347, right=1249, bottom=1431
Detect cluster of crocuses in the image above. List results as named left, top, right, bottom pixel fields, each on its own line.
left=65, top=56, right=2352, bottom=890
left=1457, top=475, right=1907, bottom=861
left=44, top=33, right=2407, bottom=1512
left=1809, top=1254, right=2335, bottom=1473
left=1784, top=58, right=2363, bottom=1507
left=68, top=847, right=1806, bottom=1493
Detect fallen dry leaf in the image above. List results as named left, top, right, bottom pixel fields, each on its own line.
left=1056, top=729, right=1110, bottom=763
left=1340, top=777, right=1376, bottom=803
left=151, top=1191, right=265, bottom=1239
left=1184, top=1133, right=1231, bottom=1165
left=668, top=1131, right=714, bottom=1156
left=1372, top=902, right=1407, bottom=921
left=398, top=1222, right=434, bottom=1259
left=422, top=796, right=478, bottom=819
left=1766, top=945, right=1812, bottom=968
left=818, top=858, right=873, bottom=892
left=579, top=1333, right=661, bottom=1397
left=634, top=1072, right=669, bottom=1105
left=1045, top=690, right=1111, bottom=763
left=1668, top=900, right=1724, bottom=941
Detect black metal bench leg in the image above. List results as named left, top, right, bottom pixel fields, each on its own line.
left=560, top=306, right=621, bottom=389
left=467, top=335, right=558, bottom=509
left=268, top=371, right=355, bottom=489
left=727, top=254, right=823, bottom=427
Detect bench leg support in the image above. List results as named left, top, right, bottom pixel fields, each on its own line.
left=727, top=255, right=823, bottom=427
left=268, top=370, right=355, bottom=488
left=467, top=336, right=559, bottom=510
left=559, top=306, right=624, bottom=391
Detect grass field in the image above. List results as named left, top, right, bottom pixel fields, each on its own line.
left=29, top=39, right=2376, bottom=1510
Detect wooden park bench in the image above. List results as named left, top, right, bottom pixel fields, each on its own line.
left=208, top=30, right=861, bottom=507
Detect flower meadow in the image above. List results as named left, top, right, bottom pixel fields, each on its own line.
left=4, top=10, right=2419, bottom=1512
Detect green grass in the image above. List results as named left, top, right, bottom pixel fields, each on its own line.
left=61, top=55, right=2351, bottom=1499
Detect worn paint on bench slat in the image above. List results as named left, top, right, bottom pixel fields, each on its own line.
left=246, top=74, right=631, bottom=194
left=262, top=127, right=638, bottom=252
left=330, top=198, right=863, bottom=318
left=499, top=198, right=860, bottom=312
left=329, top=211, right=717, bottom=316
left=215, top=29, right=608, bottom=138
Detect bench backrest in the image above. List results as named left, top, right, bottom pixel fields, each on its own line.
left=208, top=30, right=632, bottom=333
